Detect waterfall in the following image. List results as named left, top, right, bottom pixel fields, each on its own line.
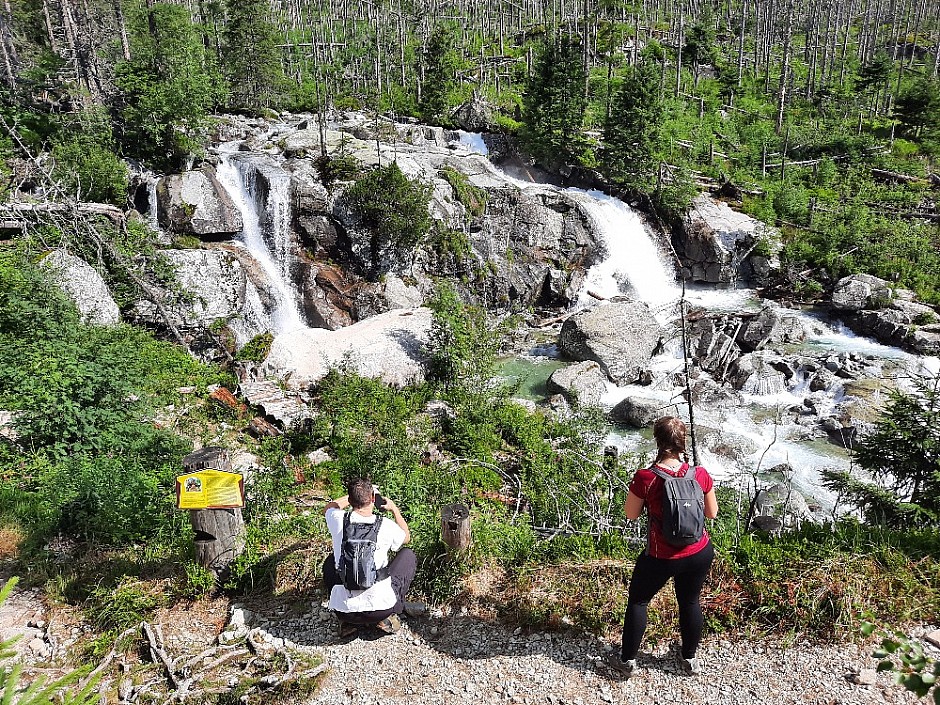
left=216, top=150, right=305, bottom=335
left=572, top=190, right=681, bottom=314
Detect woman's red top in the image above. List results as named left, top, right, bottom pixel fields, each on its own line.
left=629, top=462, right=714, bottom=559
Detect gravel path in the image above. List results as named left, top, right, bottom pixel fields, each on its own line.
left=265, top=604, right=926, bottom=705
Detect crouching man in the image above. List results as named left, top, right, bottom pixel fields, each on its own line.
left=322, top=478, right=416, bottom=636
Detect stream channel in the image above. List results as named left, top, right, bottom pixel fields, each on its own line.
left=198, top=126, right=939, bottom=513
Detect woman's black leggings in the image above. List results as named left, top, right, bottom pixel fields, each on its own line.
left=621, top=542, right=715, bottom=661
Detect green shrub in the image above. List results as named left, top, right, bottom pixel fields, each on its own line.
left=236, top=333, right=274, bottom=362
left=439, top=166, right=487, bottom=217
left=343, top=162, right=433, bottom=276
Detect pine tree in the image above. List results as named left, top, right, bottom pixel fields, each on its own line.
left=419, top=23, right=461, bottom=125
left=602, top=60, right=663, bottom=191
left=822, top=376, right=940, bottom=528
left=895, top=77, right=940, bottom=139
left=113, top=3, right=224, bottom=169
left=521, top=34, right=587, bottom=161
left=222, top=0, right=284, bottom=112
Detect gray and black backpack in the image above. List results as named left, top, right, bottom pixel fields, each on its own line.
left=339, top=514, right=388, bottom=590
left=651, top=465, right=706, bottom=547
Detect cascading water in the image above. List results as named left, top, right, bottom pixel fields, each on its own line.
left=455, top=131, right=937, bottom=509
left=216, top=148, right=305, bottom=335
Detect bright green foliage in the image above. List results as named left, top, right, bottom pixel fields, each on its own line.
left=603, top=60, right=664, bottom=190
left=50, top=110, right=128, bottom=204
left=439, top=166, right=486, bottom=217
left=522, top=35, right=588, bottom=162
left=0, top=251, right=214, bottom=547
left=222, top=0, right=285, bottom=112
left=113, top=2, right=225, bottom=169
left=822, top=376, right=940, bottom=528
left=419, top=24, right=462, bottom=124
left=866, top=623, right=940, bottom=703
left=343, top=162, right=433, bottom=276
left=426, top=283, right=504, bottom=392
left=235, top=332, right=274, bottom=362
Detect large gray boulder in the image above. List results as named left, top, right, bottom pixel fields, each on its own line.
left=677, top=194, right=778, bottom=285
left=546, top=361, right=608, bottom=407
left=558, top=300, right=663, bottom=384
left=135, top=250, right=246, bottom=329
left=40, top=249, right=120, bottom=325
left=264, top=307, right=433, bottom=389
left=831, top=274, right=940, bottom=351
left=451, top=95, right=497, bottom=132
left=609, top=395, right=665, bottom=428
left=157, top=168, right=242, bottom=237
left=736, top=305, right=807, bottom=352
left=831, top=274, right=895, bottom=311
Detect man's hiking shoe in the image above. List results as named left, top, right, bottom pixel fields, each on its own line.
left=337, top=621, right=358, bottom=638
left=376, top=614, right=401, bottom=634
left=604, top=652, right=635, bottom=677
left=681, top=657, right=702, bottom=676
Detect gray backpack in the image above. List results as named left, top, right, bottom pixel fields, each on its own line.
left=651, top=465, right=705, bottom=546
left=339, top=514, right=388, bottom=590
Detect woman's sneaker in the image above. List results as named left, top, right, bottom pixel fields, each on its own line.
left=605, top=652, right=636, bottom=677
left=681, top=657, right=702, bottom=676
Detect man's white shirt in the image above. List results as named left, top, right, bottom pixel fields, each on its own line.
left=325, top=508, right=406, bottom=612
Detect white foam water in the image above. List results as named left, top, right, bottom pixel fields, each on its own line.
left=216, top=149, right=305, bottom=335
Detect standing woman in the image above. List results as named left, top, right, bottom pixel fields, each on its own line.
left=608, top=416, right=719, bottom=677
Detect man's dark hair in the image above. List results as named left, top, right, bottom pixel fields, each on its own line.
left=347, top=478, right=374, bottom=509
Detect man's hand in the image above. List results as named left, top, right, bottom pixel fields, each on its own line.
left=383, top=497, right=411, bottom=544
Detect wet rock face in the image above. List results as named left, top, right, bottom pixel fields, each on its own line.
left=558, top=300, right=664, bottom=384
left=830, top=274, right=940, bottom=353
left=157, top=168, right=242, bottom=237
left=676, top=194, right=779, bottom=285
left=467, top=187, right=599, bottom=310
left=40, top=249, right=120, bottom=325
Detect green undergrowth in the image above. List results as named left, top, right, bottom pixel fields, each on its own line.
left=1, top=258, right=938, bottom=652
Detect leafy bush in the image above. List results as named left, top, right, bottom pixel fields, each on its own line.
left=51, top=111, right=128, bottom=204
left=0, top=251, right=214, bottom=548
left=235, top=333, right=274, bottom=362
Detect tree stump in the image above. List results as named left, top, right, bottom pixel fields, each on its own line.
left=190, top=507, right=246, bottom=573
left=441, top=503, right=471, bottom=553
left=182, top=447, right=245, bottom=574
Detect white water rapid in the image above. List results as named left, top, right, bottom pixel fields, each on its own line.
left=456, top=131, right=937, bottom=510
left=216, top=148, right=306, bottom=335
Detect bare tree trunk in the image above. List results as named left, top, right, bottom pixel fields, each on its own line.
left=776, top=0, right=793, bottom=132
left=737, top=0, right=746, bottom=86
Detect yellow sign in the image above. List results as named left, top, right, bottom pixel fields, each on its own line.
left=176, top=470, right=245, bottom=510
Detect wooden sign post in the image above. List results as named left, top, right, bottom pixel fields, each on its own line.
left=180, top=447, right=246, bottom=575
left=441, top=503, right=471, bottom=553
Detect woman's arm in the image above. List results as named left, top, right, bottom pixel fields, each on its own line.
left=624, top=490, right=645, bottom=520
left=704, top=489, right=718, bottom=519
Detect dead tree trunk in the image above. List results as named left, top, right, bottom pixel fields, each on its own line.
left=441, top=503, right=471, bottom=552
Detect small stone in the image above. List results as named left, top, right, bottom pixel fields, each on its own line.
left=851, top=669, right=878, bottom=686
left=27, top=638, right=48, bottom=656
left=926, top=630, right=940, bottom=649
left=404, top=601, right=428, bottom=617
